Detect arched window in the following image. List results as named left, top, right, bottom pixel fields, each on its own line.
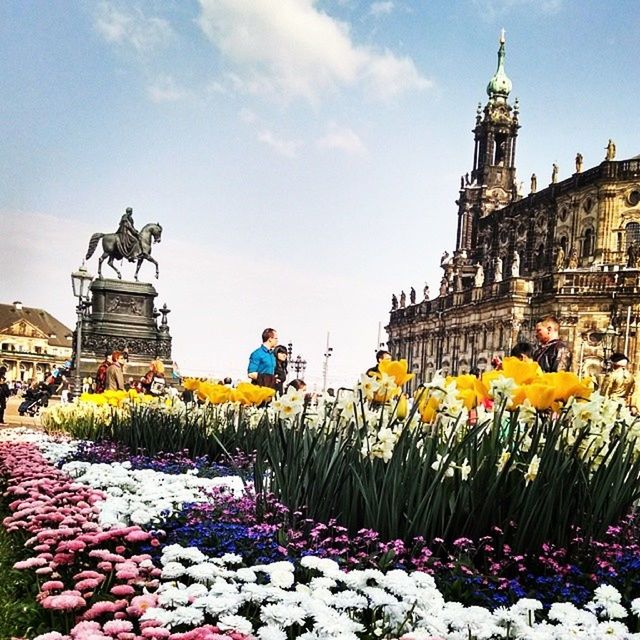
left=626, top=222, right=640, bottom=249
left=582, top=228, right=594, bottom=257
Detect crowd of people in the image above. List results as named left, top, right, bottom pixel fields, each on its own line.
left=0, top=315, right=637, bottom=422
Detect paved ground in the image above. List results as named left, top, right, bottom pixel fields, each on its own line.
left=1, top=395, right=49, bottom=428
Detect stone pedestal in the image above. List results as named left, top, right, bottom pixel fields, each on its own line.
left=76, top=279, right=173, bottom=383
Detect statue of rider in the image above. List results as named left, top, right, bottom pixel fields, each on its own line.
left=116, top=207, right=141, bottom=261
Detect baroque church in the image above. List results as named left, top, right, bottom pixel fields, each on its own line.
left=386, top=33, right=640, bottom=391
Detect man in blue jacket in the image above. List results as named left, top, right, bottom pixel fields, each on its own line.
left=248, top=328, right=278, bottom=388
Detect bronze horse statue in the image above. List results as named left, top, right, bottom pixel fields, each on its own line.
left=85, top=222, right=163, bottom=281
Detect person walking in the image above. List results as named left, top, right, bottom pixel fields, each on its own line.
left=106, top=351, right=126, bottom=391
left=247, top=328, right=278, bottom=389
left=533, top=316, right=572, bottom=372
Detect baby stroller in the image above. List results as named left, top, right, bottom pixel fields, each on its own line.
left=18, top=388, right=50, bottom=416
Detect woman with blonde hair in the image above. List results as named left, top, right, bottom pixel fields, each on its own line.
left=141, top=359, right=166, bottom=395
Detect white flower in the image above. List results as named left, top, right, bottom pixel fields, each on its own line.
left=161, top=561, right=187, bottom=580
left=593, top=585, right=623, bottom=606
left=431, top=453, right=454, bottom=478
left=171, top=604, right=204, bottom=627
left=496, top=448, right=511, bottom=474
left=218, top=614, right=253, bottom=634
left=185, top=562, right=220, bottom=584
left=140, top=607, right=175, bottom=626
left=261, top=603, right=307, bottom=627
left=524, top=454, right=541, bottom=484
left=158, top=585, right=189, bottom=608
left=458, top=458, right=471, bottom=481
left=236, top=568, right=258, bottom=582
left=300, top=556, right=340, bottom=575
left=221, top=553, right=243, bottom=565
left=257, top=626, right=287, bottom=640
left=597, top=620, right=629, bottom=638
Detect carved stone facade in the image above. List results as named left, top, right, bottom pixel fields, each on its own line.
left=75, top=279, right=174, bottom=381
left=387, top=36, right=640, bottom=396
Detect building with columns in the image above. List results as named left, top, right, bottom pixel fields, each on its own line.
left=0, top=301, right=73, bottom=381
left=387, top=34, right=640, bottom=393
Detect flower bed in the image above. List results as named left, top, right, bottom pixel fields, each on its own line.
left=2, top=428, right=640, bottom=639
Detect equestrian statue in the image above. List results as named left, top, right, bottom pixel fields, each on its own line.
left=85, top=207, right=163, bottom=281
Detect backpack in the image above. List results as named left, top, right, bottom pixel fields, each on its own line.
left=95, top=362, right=109, bottom=393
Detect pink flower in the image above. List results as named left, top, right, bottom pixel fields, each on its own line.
left=33, top=632, right=71, bottom=640
left=41, top=580, right=65, bottom=591
left=75, top=577, right=103, bottom=591
left=103, top=620, right=134, bottom=635
left=125, top=530, right=151, bottom=543
left=74, top=570, right=103, bottom=581
left=41, top=593, right=86, bottom=611
left=14, top=557, right=47, bottom=569
left=127, top=594, right=157, bottom=618
left=141, top=629, right=171, bottom=639
left=69, top=620, right=102, bottom=637
left=36, top=567, right=54, bottom=575
left=83, top=600, right=119, bottom=619
left=115, top=568, right=139, bottom=580
left=110, top=585, right=136, bottom=597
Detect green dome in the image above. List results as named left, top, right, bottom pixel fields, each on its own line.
left=486, top=31, right=512, bottom=98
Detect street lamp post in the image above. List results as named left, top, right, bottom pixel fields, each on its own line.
left=602, top=323, right=618, bottom=371
left=71, top=263, right=94, bottom=400
left=322, top=332, right=333, bottom=393
left=292, top=355, right=307, bottom=379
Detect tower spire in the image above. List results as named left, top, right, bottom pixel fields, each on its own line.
left=487, top=29, right=512, bottom=100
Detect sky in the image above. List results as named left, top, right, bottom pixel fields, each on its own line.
left=1, top=0, right=639, bottom=389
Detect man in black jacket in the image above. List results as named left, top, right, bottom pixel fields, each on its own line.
left=533, top=315, right=572, bottom=372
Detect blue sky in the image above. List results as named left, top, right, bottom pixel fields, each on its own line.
left=1, top=0, right=639, bottom=387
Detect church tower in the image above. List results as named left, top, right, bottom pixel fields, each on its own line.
left=456, top=31, right=520, bottom=254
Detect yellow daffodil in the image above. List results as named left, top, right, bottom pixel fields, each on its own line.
left=182, top=378, right=201, bottom=391
left=396, top=393, right=409, bottom=419
left=514, top=382, right=556, bottom=411
left=446, top=374, right=489, bottom=410
left=418, top=394, right=440, bottom=423
left=378, top=359, right=414, bottom=387
left=543, top=372, right=593, bottom=403
left=233, top=382, right=275, bottom=406
left=501, top=356, right=543, bottom=385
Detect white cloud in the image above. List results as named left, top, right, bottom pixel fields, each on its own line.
left=146, top=75, right=190, bottom=102
left=370, top=1, right=394, bottom=17
left=94, top=1, right=174, bottom=52
left=257, top=130, right=303, bottom=158
left=196, top=0, right=429, bottom=101
left=316, top=123, right=366, bottom=155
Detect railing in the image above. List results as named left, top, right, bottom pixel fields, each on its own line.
left=388, top=267, right=640, bottom=327
left=0, top=347, right=58, bottom=359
